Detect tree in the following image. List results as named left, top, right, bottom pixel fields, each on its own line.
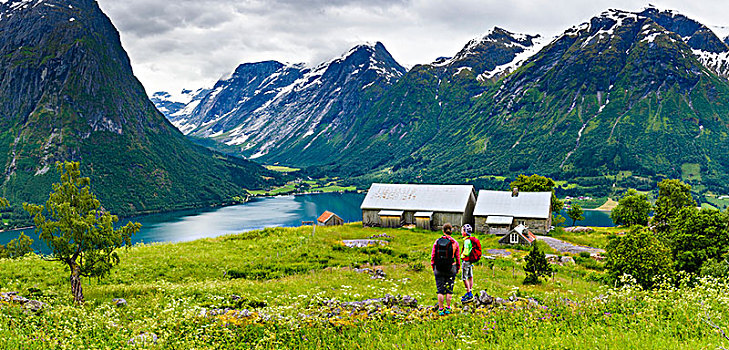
left=665, top=207, right=729, bottom=273
left=605, top=226, right=673, bottom=289
left=511, top=174, right=564, bottom=223
left=523, top=243, right=552, bottom=284
left=610, top=189, right=651, bottom=226
left=653, top=179, right=696, bottom=234
left=567, top=203, right=584, bottom=226
left=4, top=233, right=34, bottom=258
left=23, top=161, right=141, bottom=304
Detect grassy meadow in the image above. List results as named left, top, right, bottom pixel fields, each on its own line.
left=0, top=223, right=727, bottom=349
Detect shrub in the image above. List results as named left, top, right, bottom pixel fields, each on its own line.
left=408, top=262, right=424, bottom=272
left=605, top=226, right=673, bottom=289
left=523, top=244, right=552, bottom=285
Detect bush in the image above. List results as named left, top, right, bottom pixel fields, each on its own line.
left=408, top=262, right=424, bottom=272
left=605, top=226, right=673, bottom=289
left=523, top=244, right=552, bottom=285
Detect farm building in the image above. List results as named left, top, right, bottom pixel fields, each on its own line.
left=361, top=183, right=476, bottom=230
left=474, top=188, right=552, bottom=234
left=498, top=224, right=537, bottom=245
left=317, top=211, right=344, bottom=226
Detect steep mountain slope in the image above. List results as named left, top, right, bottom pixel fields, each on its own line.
left=317, top=7, right=729, bottom=195
left=308, top=28, right=546, bottom=182
left=0, top=0, right=277, bottom=221
left=164, top=42, right=406, bottom=165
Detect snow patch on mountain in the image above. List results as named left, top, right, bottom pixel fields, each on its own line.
left=479, top=36, right=549, bottom=80
left=693, top=49, right=729, bottom=78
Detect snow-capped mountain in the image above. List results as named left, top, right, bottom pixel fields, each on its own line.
left=160, top=42, right=406, bottom=165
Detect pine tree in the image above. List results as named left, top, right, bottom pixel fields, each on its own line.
left=523, top=243, right=552, bottom=285
left=23, top=161, right=141, bottom=304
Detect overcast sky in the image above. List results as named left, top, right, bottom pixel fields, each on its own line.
left=95, top=0, right=729, bottom=100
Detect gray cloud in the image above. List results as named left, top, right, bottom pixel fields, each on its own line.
left=96, top=0, right=729, bottom=99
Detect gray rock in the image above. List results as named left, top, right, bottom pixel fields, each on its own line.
left=371, top=268, right=387, bottom=279
left=128, top=332, right=158, bottom=346
left=112, top=298, right=127, bottom=307
left=495, top=297, right=508, bottom=306
left=401, top=295, right=418, bottom=308
left=23, top=300, right=46, bottom=313
left=561, top=256, right=575, bottom=264
left=475, top=290, right=494, bottom=306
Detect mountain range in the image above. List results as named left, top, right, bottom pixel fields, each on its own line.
left=156, top=6, right=729, bottom=198
left=0, top=0, right=279, bottom=224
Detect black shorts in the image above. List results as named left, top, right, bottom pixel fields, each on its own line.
left=434, top=265, right=457, bottom=295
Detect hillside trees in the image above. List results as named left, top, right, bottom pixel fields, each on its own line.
left=653, top=179, right=696, bottom=234
left=605, top=226, right=673, bottom=289
left=610, top=189, right=651, bottom=226
left=665, top=208, right=729, bottom=273
left=23, top=162, right=141, bottom=304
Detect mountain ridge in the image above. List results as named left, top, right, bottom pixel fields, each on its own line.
left=0, top=0, right=279, bottom=223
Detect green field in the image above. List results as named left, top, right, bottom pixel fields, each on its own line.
left=0, top=224, right=726, bottom=349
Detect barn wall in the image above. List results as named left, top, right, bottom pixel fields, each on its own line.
left=415, top=217, right=432, bottom=230
left=432, top=213, right=464, bottom=230
left=362, top=210, right=381, bottom=227
left=514, top=217, right=550, bottom=234
left=380, top=215, right=403, bottom=228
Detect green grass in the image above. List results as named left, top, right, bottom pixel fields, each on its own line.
left=264, top=165, right=301, bottom=173
left=0, top=224, right=726, bottom=349
left=681, top=163, right=702, bottom=182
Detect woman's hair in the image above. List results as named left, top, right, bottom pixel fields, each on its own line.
left=442, top=223, right=452, bottom=235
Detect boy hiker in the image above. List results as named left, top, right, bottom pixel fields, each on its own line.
left=431, top=223, right=460, bottom=316
left=460, top=224, right=482, bottom=303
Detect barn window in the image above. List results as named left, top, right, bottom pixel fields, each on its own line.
left=510, top=233, right=518, bottom=244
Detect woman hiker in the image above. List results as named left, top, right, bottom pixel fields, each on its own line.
left=431, top=223, right=460, bottom=316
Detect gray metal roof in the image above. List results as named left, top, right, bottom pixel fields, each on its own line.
left=474, top=190, right=551, bottom=219
left=361, top=183, right=475, bottom=213
left=414, top=211, right=434, bottom=218
left=486, top=216, right=514, bottom=225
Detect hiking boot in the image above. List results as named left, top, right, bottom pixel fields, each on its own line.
left=444, top=307, right=451, bottom=315
left=438, top=308, right=445, bottom=316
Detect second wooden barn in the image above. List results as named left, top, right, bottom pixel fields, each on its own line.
left=361, top=183, right=476, bottom=230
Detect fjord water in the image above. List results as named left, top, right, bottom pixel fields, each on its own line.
left=0, top=192, right=613, bottom=253
left=0, top=193, right=365, bottom=253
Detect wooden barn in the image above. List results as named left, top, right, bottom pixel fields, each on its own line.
left=317, top=211, right=344, bottom=226
left=474, top=188, right=552, bottom=234
left=361, top=183, right=476, bottom=230
left=498, top=224, right=537, bottom=245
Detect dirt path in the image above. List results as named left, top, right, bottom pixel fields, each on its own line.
left=595, top=198, right=617, bottom=211
left=535, top=235, right=605, bottom=255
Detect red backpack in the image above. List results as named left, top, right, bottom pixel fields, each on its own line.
left=468, top=236, right=482, bottom=263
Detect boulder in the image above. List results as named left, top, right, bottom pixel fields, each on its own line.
left=112, top=298, right=127, bottom=307
left=23, top=300, right=46, bottom=313
left=371, top=268, right=386, bottom=279
left=561, top=256, right=575, bottom=264
left=401, top=295, right=418, bottom=308
left=475, top=290, right=494, bottom=307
